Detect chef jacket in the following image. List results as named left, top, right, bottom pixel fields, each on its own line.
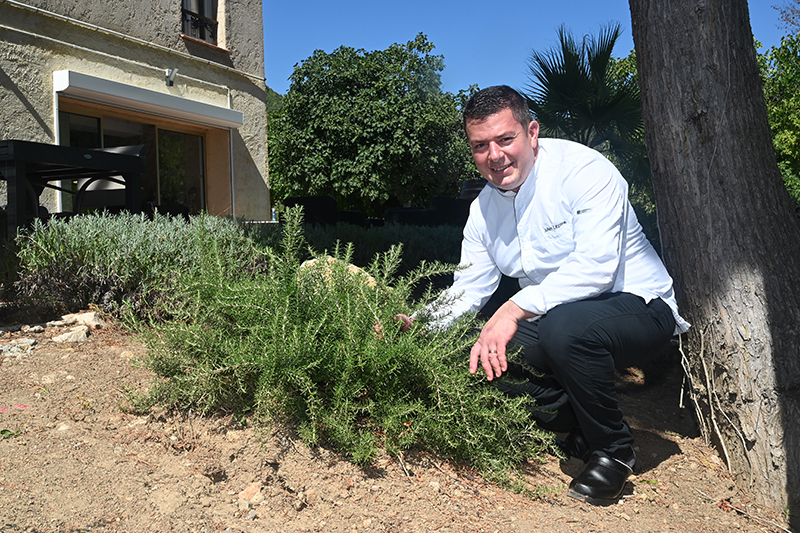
left=426, top=138, right=690, bottom=335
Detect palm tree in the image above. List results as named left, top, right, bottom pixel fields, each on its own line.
left=525, top=24, right=644, bottom=169
left=524, top=24, right=657, bottom=246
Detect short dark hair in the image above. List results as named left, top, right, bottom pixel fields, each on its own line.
left=463, top=85, right=532, bottom=130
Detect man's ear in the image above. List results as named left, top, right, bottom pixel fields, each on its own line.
left=528, top=120, right=540, bottom=140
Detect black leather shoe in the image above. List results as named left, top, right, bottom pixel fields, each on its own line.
left=567, top=454, right=632, bottom=506
left=556, top=429, right=591, bottom=463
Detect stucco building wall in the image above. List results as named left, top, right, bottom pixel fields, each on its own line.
left=0, top=0, right=269, bottom=221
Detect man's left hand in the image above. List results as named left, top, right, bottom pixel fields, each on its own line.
left=469, top=301, right=534, bottom=381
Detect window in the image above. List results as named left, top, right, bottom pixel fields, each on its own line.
left=157, top=129, right=205, bottom=213
left=58, top=111, right=206, bottom=215
left=181, top=0, right=218, bottom=46
left=58, top=113, right=100, bottom=149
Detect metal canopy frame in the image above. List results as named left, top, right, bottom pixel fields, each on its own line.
left=0, top=139, right=146, bottom=237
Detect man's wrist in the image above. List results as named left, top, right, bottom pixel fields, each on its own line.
left=500, top=300, right=535, bottom=322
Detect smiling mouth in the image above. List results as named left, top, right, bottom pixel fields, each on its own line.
left=490, top=164, right=511, bottom=172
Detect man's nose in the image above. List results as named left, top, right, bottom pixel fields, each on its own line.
left=488, top=141, right=502, bottom=160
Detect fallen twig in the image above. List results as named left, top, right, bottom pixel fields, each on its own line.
left=126, top=453, right=156, bottom=467
left=431, top=460, right=460, bottom=481
left=289, top=437, right=310, bottom=459
left=397, top=451, right=411, bottom=478
left=694, top=488, right=793, bottom=533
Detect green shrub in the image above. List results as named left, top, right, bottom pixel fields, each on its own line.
left=13, top=212, right=258, bottom=317
left=12, top=209, right=553, bottom=488
left=246, top=221, right=463, bottom=296
left=142, top=209, right=551, bottom=482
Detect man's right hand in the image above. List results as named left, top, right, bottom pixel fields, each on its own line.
left=469, top=300, right=533, bottom=381
left=394, top=314, right=414, bottom=333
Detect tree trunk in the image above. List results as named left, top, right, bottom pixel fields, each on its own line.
left=629, top=0, right=800, bottom=521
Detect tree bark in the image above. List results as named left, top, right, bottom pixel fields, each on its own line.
left=629, top=0, right=800, bottom=521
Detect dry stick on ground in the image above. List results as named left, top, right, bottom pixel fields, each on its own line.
left=697, top=327, right=754, bottom=486
left=694, top=488, right=792, bottom=533
left=397, top=451, right=411, bottom=478
left=431, top=460, right=460, bottom=481
left=126, top=453, right=157, bottom=467
left=694, top=327, right=733, bottom=473
left=289, top=436, right=311, bottom=459
left=679, top=335, right=707, bottom=435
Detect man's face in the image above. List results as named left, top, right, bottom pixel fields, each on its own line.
left=466, top=108, right=539, bottom=192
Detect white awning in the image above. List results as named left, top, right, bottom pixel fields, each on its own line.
left=53, top=70, right=243, bottom=129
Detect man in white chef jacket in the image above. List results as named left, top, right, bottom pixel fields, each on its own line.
left=402, top=85, right=689, bottom=506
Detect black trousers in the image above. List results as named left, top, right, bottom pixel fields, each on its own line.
left=494, top=292, right=676, bottom=461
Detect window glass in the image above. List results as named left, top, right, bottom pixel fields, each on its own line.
left=158, top=129, right=205, bottom=215
left=102, top=117, right=158, bottom=205
left=57, top=112, right=205, bottom=214
left=181, top=0, right=218, bottom=44
left=58, top=112, right=100, bottom=149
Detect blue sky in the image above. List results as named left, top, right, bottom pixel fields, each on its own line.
left=263, top=1, right=788, bottom=95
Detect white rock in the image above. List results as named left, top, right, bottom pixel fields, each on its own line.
left=65, top=311, right=105, bottom=329
left=0, top=338, right=37, bottom=354
left=52, top=325, right=90, bottom=343
left=41, top=373, right=59, bottom=384
left=14, top=338, right=37, bottom=346
left=0, top=344, right=26, bottom=354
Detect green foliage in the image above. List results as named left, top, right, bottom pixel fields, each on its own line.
left=248, top=220, right=463, bottom=274
left=268, top=34, right=479, bottom=217
left=525, top=25, right=642, bottom=150
left=1, top=429, right=21, bottom=439
left=265, top=85, right=283, bottom=116
left=13, top=212, right=258, bottom=317
left=250, top=220, right=464, bottom=300
left=12, top=209, right=553, bottom=485
left=140, top=208, right=551, bottom=480
left=525, top=25, right=659, bottom=250
left=759, top=33, right=800, bottom=205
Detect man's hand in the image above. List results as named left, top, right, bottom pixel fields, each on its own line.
left=394, top=314, right=414, bottom=332
left=469, top=301, right=534, bottom=381
left=374, top=315, right=414, bottom=339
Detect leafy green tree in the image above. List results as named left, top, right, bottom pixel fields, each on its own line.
left=524, top=25, right=658, bottom=246
left=759, top=33, right=800, bottom=204
left=265, top=86, right=283, bottom=116
left=268, top=34, right=477, bottom=217
left=605, top=50, right=653, bottom=214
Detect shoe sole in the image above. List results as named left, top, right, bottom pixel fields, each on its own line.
left=566, top=487, right=620, bottom=506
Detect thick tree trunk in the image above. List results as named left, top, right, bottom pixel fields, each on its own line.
left=629, top=0, right=800, bottom=521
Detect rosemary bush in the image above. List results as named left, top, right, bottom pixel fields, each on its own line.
left=12, top=209, right=552, bottom=484
left=246, top=220, right=464, bottom=300
left=143, top=209, right=551, bottom=480
left=247, top=221, right=463, bottom=271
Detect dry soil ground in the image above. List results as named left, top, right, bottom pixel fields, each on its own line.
left=0, top=311, right=793, bottom=533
